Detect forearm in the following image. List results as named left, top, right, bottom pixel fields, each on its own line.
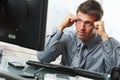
left=37, top=29, right=64, bottom=63
left=57, top=23, right=66, bottom=31
left=102, top=38, right=120, bottom=72
left=37, top=41, right=63, bottom=63
left=101, top=32, right=109, bottom=41
left=102, top=38, right=113, bottom=53
left=46, top=29, right=63, bottom=46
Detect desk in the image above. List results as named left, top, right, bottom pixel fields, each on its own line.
left=0, top=55, right=37, bottom=80
left=0, top=55, right=110, bottom=80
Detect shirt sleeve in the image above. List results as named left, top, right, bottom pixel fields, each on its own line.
left=37, top=29, right=64, bottom=63
left=101, top=37, right=120, bottom=72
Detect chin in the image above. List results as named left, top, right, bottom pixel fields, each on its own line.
left=78, top=36, right=85, bottom=40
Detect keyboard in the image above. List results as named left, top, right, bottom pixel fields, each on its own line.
left=26, top=60, right=106, bottom=80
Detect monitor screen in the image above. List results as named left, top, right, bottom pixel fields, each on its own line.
left=0, top=0, right=48, bottom=51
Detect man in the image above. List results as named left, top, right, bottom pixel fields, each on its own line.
left=37, top=0, right=120, bottom=73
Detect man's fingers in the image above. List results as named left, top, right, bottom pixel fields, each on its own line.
left=68, top=14, right=77, bottom=23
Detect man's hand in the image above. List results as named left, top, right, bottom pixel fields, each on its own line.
left=58, top=14, right=77, bottom=31
left=94, top=21, right=109, bottom=41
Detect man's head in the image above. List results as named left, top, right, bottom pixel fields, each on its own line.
left=76, top=0, right=103, bottom=42
left=77, top=0, right=103, bottom=21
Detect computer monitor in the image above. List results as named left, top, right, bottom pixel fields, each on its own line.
left=0, top=0, right=48, bottom=51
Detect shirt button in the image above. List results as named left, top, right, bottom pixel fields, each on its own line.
left=105, top=44, right=108, bottom=47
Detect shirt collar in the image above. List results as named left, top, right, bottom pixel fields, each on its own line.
left=75, top=32, right=101, bottom=50
left=76, top=36, right=83, bottom=47
left=85, top=33, right=101, bottom=50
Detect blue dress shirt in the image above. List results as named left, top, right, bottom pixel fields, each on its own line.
left=37, top=29, right=120, bottom=73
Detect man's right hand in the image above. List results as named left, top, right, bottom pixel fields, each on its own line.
left=58, top=14, right=77, bottom=31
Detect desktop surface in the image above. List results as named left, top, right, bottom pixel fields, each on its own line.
left=0, top=55, right=35, bottom=80
left=0, top=55, right=110, bottom=80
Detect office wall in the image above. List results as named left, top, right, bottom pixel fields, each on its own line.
left=46, top=0, right=85, bottom=35
left=103, top=0, right=120, bottom=41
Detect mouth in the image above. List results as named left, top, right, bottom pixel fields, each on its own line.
left=78, top=32, right=86, bottom=36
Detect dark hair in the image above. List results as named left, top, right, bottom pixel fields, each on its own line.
left=77, top=0, right=103, bottom=20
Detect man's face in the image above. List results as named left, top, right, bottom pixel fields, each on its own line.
left=76, top=11, right=97, bottom=42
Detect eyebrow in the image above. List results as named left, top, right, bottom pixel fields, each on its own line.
left=77, top=18, right=80, bottom=20
left=85, top=21, right=93, bottom=23
left=77, top=18, right=94, bottom=23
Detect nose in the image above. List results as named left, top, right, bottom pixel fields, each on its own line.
left=79, top=22, right=85, bottom=31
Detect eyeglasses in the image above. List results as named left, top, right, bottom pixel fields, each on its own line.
left=76, top=18, right=94, bottom=27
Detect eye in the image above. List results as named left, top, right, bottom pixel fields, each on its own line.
left=77, top=18, right=82, bottom=23
left=77, top=18, right=81, bottom=21
left=85, top=21, right=93, bottom=26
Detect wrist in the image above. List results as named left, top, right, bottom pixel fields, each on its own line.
left=101, top=33, right=109, bottom=41
left=57, top=24, right=65, bottom=31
